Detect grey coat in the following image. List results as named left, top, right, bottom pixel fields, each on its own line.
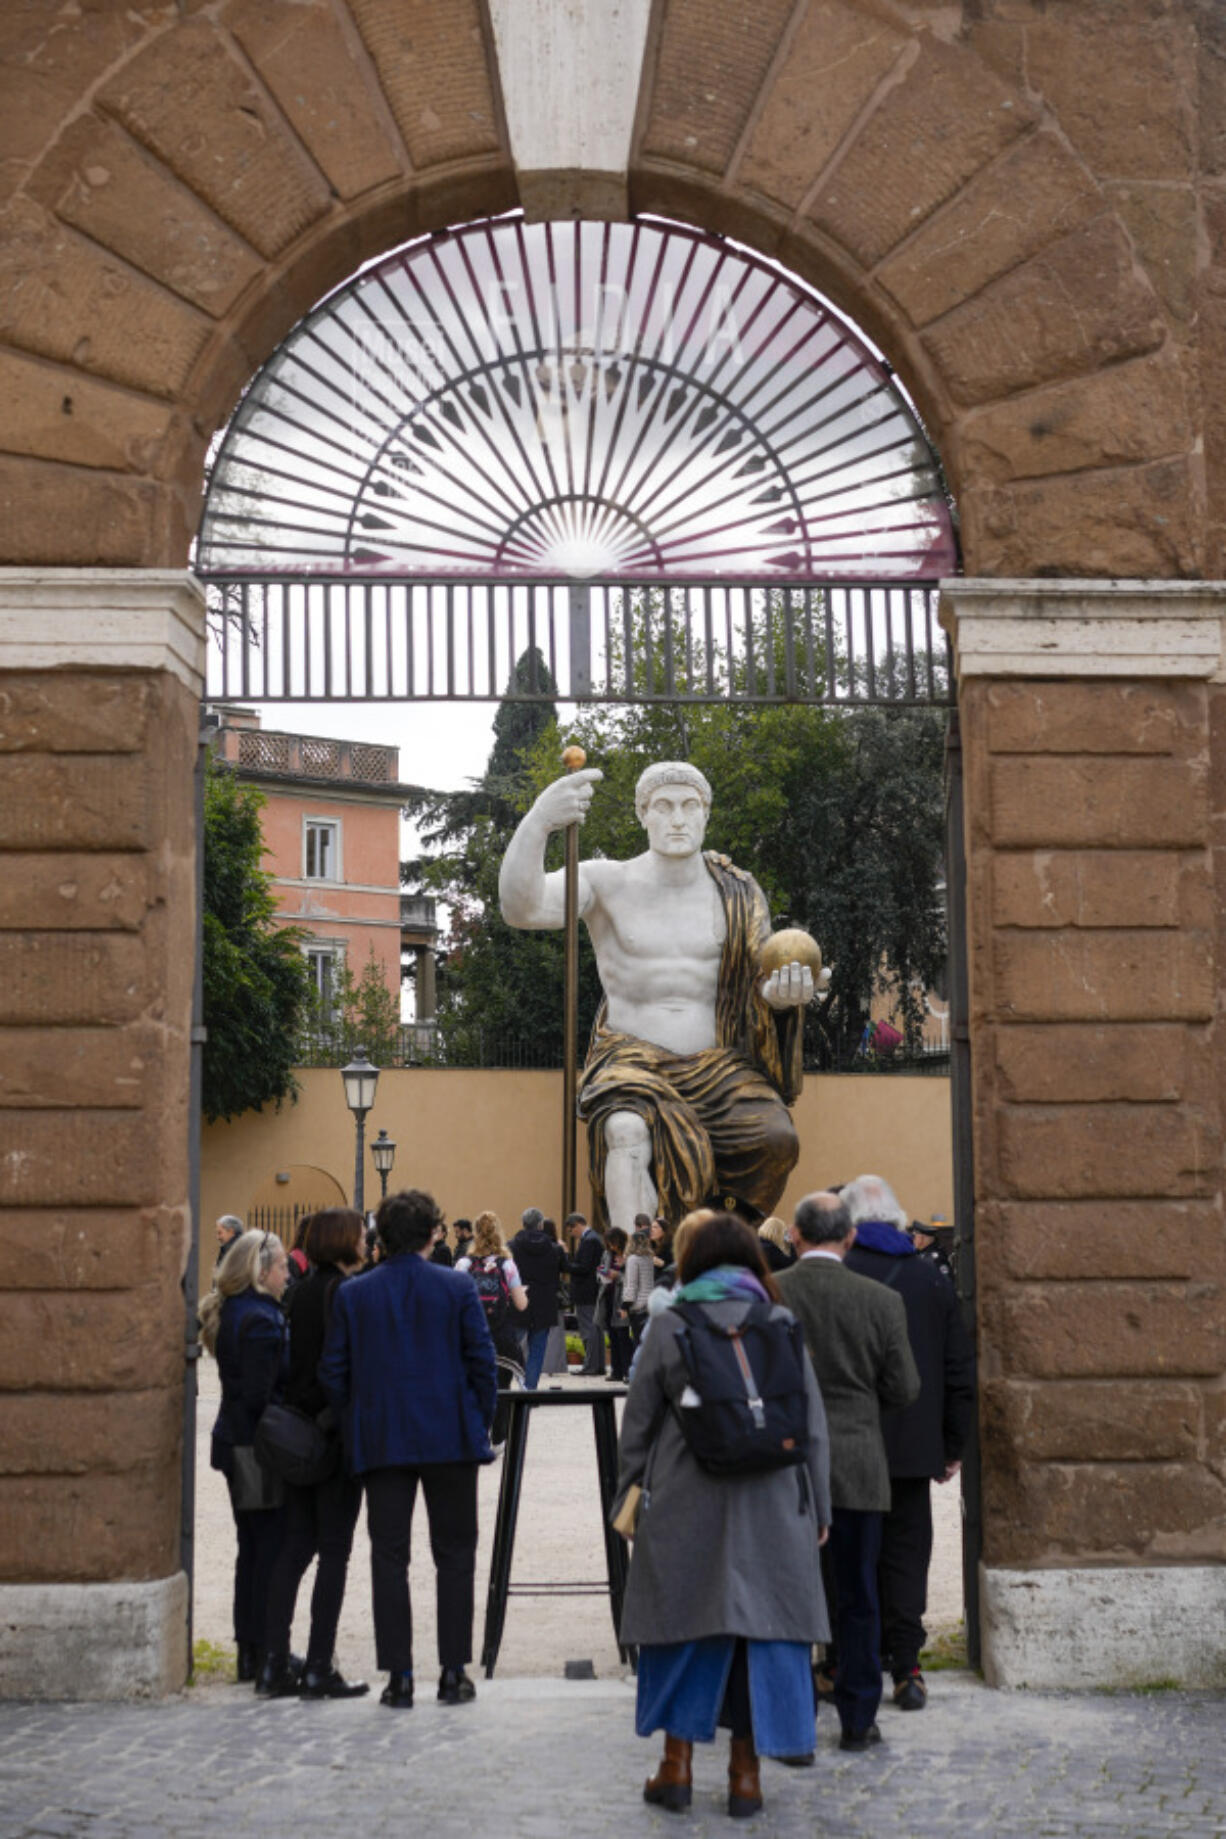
left=612, top=1296, right=832, bottom=1648
left=777, top=1255, right=920, bottom=1512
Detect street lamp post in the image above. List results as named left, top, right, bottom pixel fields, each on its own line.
left=371, top=1128, right=397, bottom=1201
left=340, top=1047, right=379, bottom=1214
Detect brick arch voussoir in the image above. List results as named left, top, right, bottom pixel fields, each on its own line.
left=631, top=155, right=1198, bottom=580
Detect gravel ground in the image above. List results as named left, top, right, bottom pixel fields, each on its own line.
left=192, top=1360, right=965, bottom=1682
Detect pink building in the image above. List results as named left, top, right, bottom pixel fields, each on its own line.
left=207, top=707, right=435, bottom=1021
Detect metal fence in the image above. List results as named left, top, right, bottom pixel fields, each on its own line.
left=295, top=1023, right=949, bottom=1076
left=205, top=576, right=951, bottom=708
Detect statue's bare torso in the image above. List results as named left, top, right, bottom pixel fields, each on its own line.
left=581, top=854, right=726, bottom=1057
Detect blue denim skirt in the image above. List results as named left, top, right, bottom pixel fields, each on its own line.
left=635, top=1636, right=815, bottom=1758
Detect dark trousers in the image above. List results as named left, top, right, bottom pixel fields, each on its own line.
left=364, top=1463, right=479, bottom=1674
left=229, top=1496, right=286, bottom=1648
left=575, top=1302, right=603, bottom=1375
left=879, top=1476, right=933, bottom=1678
left=263, top=1469, right=362, bottom=1664
left=608, top=1323, right=632, bottom=1380
left=823, top=1507, right=884, bottom=1737
left=627, top=1309, right=649, bottom=1348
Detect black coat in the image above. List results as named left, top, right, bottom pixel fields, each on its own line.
left=509, top=1226, right=567, bottom=1330
left=845, top=1232, right=975, bottom=1479
left=284, top=1261, right=348, bottom=1417
left=210, top=1289, right=287, bottom=1474
left=567, top=1227, right=605, bottom=1305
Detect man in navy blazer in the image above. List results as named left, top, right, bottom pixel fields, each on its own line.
left=320, top=1187, right=497, bottom=1710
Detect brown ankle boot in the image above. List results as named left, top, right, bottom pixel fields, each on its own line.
left=727, top=1734, right=762, bottom=1818
left=644, top=1734, right=693, bottom=1812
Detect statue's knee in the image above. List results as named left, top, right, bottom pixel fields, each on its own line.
left=603, top=1110, right=650, bottom=1155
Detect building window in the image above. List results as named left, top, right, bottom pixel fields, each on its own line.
left=305, top=944, right=343, bottom=1016
left=304, top=818, right=340, bottom=881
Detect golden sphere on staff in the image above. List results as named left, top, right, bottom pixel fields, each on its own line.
left=561, top=744, right=587, bottom=771
left=758, top=928, right=823, bottom=980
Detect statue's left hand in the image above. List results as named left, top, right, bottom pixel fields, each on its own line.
left=760, top=962, right=831, bottom=1010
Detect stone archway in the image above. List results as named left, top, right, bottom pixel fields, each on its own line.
left=2, top=2, right=1225, bottom=1698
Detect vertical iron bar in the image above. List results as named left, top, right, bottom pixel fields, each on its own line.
left=783, top=586, right=797, bottom=698
left=945, top=705, right=980, bottom=1670
left=239, top=585, right=252, bottom=701
left=446, top=583, right=455, bottom=698
left=663, top=585, right=675, bottom=699
left=405, top=586, right=415, bottom=700
left=704, top=586, right=716, bottom=695
left=824, top=587, right=837, bottom=701
left=363, top=583, right=373, bottom=698
left=569, top=583, right=592, bottom=699
left=864, top=586, right=876, bottom=701
left=904, top=589, right=917, bottom=701
left=561, top=747, right=584, bottom=1221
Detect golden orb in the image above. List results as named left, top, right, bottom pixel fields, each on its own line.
left=759, top=928, right=822, bottom=980
left=561, top=744, right=587, bottom=771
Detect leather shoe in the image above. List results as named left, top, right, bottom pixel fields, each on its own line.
left=300, top=1663, right=369, bottom=1700
left=643, top=1734, right=693, bottom=1812
left=775, top=1753, right=814, bottom=1767
left=254, top=1654, right=300, bottom=1698
left=380, top=1670, right=414, bottom=1709
left=728, top=1735, right=763, bottom=1818
left=838, top=1723, right=882, bottom=1753
left=893, top=1670, right=927, bottom=1711
left=235, top=1642, right=261, bottom=1683
left=437, top=1666, right=476, bottom=1705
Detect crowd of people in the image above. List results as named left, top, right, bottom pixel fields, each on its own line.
left=200, top=1175, right=972, bottom=1818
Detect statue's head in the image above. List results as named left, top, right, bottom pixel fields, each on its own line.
left=636, top=761, right=712, bottom=859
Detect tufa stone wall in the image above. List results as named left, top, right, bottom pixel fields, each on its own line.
left=0, top=2, right=1222, bottom=580
left=961, top=675, right=1226, bottom=1567
left=0, top=668, right=196, bottom=1585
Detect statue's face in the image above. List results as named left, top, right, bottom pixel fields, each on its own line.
left=642, top=784, right=708, bottom=857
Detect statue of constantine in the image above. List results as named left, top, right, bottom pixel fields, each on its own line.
left=499, top=761, right=823, bottom=1232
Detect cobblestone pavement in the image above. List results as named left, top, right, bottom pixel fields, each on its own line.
left=1, top=1674, right=1224, bottom=1838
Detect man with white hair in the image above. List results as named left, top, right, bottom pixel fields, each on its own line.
left=500, top=761, right=821, bottom=1231
left=843, top=1174, right=975, bottom=1711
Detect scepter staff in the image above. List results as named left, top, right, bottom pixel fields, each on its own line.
left=560, top=743, right=586, bottom=1221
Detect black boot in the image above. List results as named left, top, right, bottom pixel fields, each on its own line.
left=380, top=1669, right=415, bottom=1709
left=235, top=1642, right=261, bottom=1683
left=301, top=1660, right=369, bottom=1700
left=437, top=1666, right=476, bottom=1705
left=255, top=1653, right=301, bottom=1698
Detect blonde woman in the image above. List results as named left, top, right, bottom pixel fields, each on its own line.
left=199, top=1229, right=290, bottom=1683
left=456, top=1210, right=528, bottom=1444
left=758, top=1214, right=795, bottom=1275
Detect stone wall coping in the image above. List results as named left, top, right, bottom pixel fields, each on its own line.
left=940, top=578, right=1226, bottom=679
left=0, top=570, right=206, bottom=694
left=981, top=1563, right=1226, bottom=1689
left=0, top=1573, right=188, bottom=1699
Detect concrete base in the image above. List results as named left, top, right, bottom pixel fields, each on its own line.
left=981, top=1563, right=1226, bottom=1689
left=0, top=1573, right=188, bottom=1700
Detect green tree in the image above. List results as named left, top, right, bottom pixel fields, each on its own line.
left=302, top=946, right=405, bottom=1066
left=402, top=647, right=599, bottom=1060
left=202, top=757, right=313, bottom=1121
left=404, top=606, right=948, bottom=1069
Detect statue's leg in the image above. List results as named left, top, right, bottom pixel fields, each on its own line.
left=602, top=1109, right=657, bottom=1232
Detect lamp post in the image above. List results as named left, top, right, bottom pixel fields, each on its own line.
left=341, top=1046, right=379, bottom=1214
left=371, top=1128, right=397, bottom=1202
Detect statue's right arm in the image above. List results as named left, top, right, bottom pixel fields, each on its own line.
left=498, top=767, right=604, bottom=929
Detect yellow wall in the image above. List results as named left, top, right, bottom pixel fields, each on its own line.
left=201, top=1068, right=953, bottom=1256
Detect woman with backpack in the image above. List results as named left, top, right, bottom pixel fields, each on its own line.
left=611, top=1211, right=832, bottom=1820
left=457, top=1211, right=528, bottom=1445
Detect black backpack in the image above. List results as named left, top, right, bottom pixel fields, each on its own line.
left=670, top=1299, right=810, bottom=1475
left=469, top=1256, right=512, bottom=1336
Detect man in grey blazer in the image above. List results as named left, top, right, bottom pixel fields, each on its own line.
left=778, top=1191, right=919, bottom=1751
